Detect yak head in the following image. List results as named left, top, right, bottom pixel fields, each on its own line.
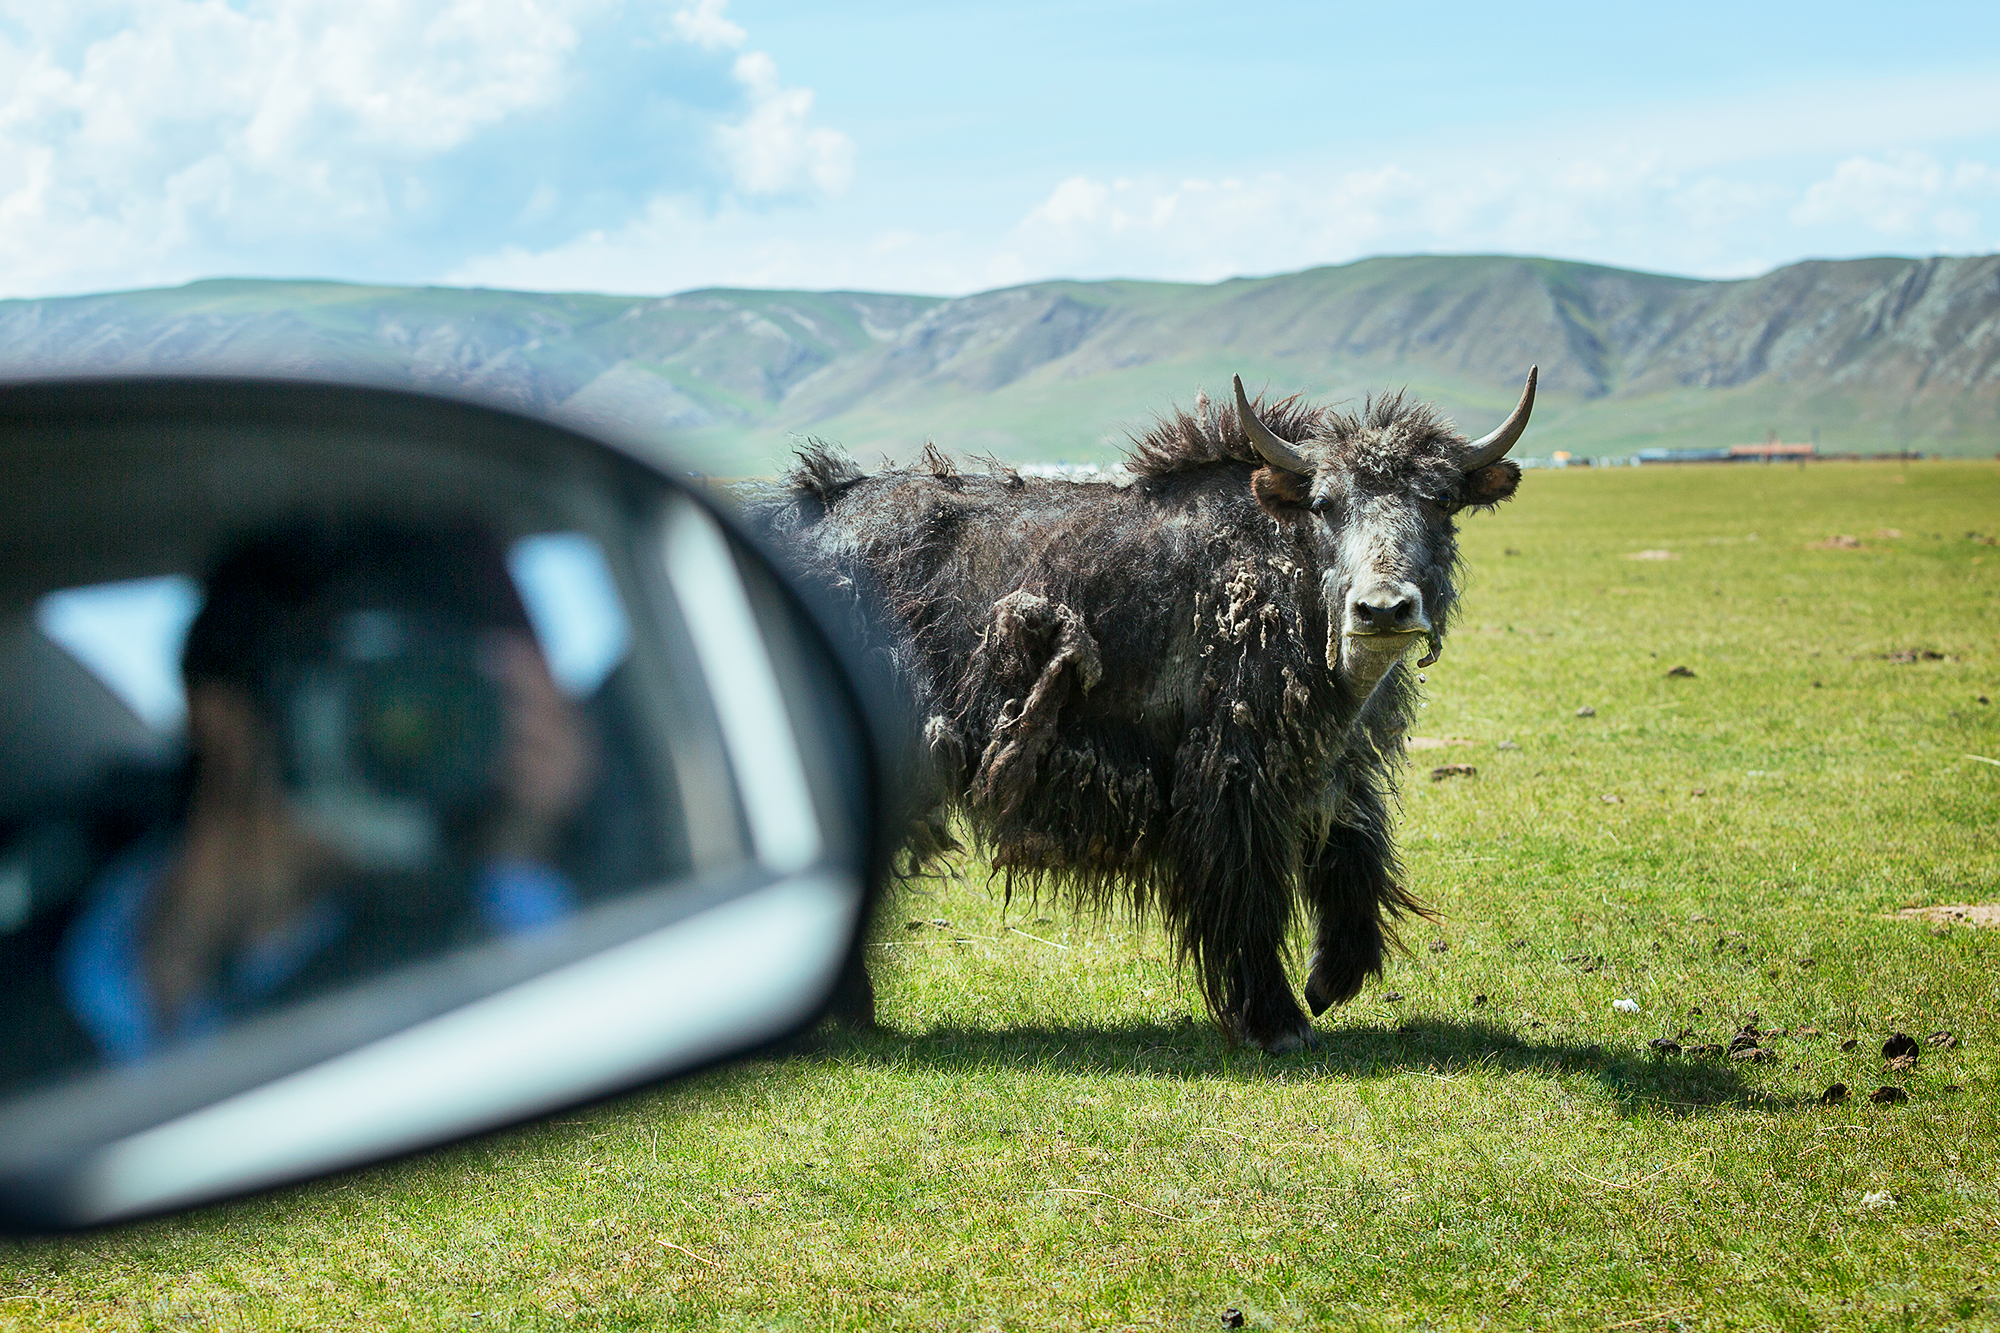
left=1232, top=368, right=1536, bottom=695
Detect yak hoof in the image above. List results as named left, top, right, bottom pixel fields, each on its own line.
left=1232, top=1004, right=1316, bottom=1054
left=1252, top=1022, right=1317, bottom=1056
left=1304, top=952, right=1371, bottom=1016
left=1304, top=969, right=1358, bottom=1017
left=1263, top=1026, right=1318, bottom=1055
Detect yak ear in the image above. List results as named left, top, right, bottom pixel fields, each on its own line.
left=1463, top=459, right=1521, bottom=508
left=1250, top=464, right=1310, bottom=514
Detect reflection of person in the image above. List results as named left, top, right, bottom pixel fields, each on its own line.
left=58, top=519, right=596, bottom=1063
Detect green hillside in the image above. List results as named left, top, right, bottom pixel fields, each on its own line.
left=5, top=254, right=1997, bottom=474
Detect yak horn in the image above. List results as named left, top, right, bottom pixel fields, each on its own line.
left=1232, top=374, right=1310, bottom=474
left=1462, top=366, right=1538, bottom=470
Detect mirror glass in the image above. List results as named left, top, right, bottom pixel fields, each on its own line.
left=0, top=384, right=877, bottom=1228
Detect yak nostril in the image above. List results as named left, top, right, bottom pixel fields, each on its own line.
left=1354, top=597, right=1416, bottom=631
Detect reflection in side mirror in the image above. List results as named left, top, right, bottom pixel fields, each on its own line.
left=0, top=378, right=889, bottom=1231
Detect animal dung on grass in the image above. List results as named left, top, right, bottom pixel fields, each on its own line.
left=1648, top=1037, right=1682, bottom=1054
left=1430, top=763, right=1477, bottom=781
left=1666, top=665, right=1696, bottom=678
left=753, top=369, right=1540, bottom=1053
left=1882, top=1033, right=1919, bottom=1061
left=1222, top=1309, right=1247, bottom=1328
left=1820, top=1082, right=1850, bottom=1106
left=1927, top=1030, right=1958, bottom=1050
left=1860, top=1190, right=1898, bottom=1208
left=1869, top=1086, right=1908, bottom=1105
left=1613, top=998, right=1640, bottom=1013
left=1895, top=903, right=2000, bottom=928
left=1731, top=1046, right=1776, bottom=1063
left=1810, top=534, right=1864, bottom=549
left=1625, top=549, right=1677, bottom=560
left=1601, top=793, right=1623, bottom=804
left=1575, top=705, right=1597, bottom=717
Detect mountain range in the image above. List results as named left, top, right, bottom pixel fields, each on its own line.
left=3, top=252, right=1996, bottom=473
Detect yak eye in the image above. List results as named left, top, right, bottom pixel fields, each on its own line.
left=1310, top=494, right=1332, bottom=515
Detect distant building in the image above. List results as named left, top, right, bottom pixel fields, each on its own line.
left=1727, top=441, right=1816, bottom=459
left=1633, top=439, right=1816, bottom=464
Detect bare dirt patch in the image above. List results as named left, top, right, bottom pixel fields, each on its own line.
left=1407, top=736, right=1476, bottom=750
left=1624, top=549, right=1677, bottom=561
left=1895, top=904, right=2000, bottom=928
left=1809, top=534, right=1864, bottom=550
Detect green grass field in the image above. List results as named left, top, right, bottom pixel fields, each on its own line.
left=4, top=461, right=1997, bottom=1331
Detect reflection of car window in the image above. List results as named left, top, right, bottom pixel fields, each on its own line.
left=35, top=575, right=201, bottom=733
left=506, top=533, right=632, bottom=699
left=32, top=533, right=633, bottom=733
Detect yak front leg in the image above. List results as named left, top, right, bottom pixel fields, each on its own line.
left=1172, top=803, right=1315, bottom=1054
left=1221, top=913, right=1316, bottom=1054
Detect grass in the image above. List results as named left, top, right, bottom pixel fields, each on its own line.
left=4, top=460, right=1998, bottom=1331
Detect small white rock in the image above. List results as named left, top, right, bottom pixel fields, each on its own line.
left=1860, top=1191, right=1897, bottom=1210
left=1612, top=998, right=1641, bottom=1014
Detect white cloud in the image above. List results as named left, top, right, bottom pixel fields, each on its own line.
left=999, top=140, right=2000, bottom=286
left=1793, top=153, right=1946, bottom=233
left=444, top=193, right=1006, bottom=296
left=1009, top=160, right=1679, bottom=281
left=0, top=0, right=853, bottom=297
left=670, top=0, right=745, bottom=51
left=1023, top=176, right=1111, bottom=229
left=1790, top=151, right=2000, bottom=239
left=713, top=51, right=854, bottom=197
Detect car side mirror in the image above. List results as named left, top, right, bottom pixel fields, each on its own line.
left=0, top=377, right=892, bottom=1231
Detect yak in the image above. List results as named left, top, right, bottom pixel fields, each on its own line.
left=753, top=369, right=1536, bottom=1051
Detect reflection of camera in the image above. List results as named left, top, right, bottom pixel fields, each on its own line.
left=274, top=609, right=503, bottom=872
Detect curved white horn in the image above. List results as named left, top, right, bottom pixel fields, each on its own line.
left=1232, top=374, right=1310, bottom=474
left=1463, top=366, right=1538, bottom=470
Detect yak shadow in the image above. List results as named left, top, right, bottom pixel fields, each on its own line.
left=807, top=1015, right=1796, bottom=1115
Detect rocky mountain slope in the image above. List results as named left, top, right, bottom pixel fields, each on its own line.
left=3, top=253, right=1995, bottom=470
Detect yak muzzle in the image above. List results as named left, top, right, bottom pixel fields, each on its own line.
left=1343, top=581, right=1430, bottom=649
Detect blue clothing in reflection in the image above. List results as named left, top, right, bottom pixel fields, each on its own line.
left=58, top=839, right=573, bottom=1063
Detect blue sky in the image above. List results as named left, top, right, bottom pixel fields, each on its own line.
left=3, top=0, right=1998, bottom=299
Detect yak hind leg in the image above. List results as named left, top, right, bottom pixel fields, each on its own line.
left=1300, top=799, right=1421, bottom=1016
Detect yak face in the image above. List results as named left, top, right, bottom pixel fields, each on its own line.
left=1233, top=369, right=1536, bottom=695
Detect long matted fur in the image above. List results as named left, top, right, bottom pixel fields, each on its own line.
left=748, top=385, right=1516, bottom=1048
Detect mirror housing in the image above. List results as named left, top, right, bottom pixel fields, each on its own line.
left=0, top=376, right=894, bottom=1231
